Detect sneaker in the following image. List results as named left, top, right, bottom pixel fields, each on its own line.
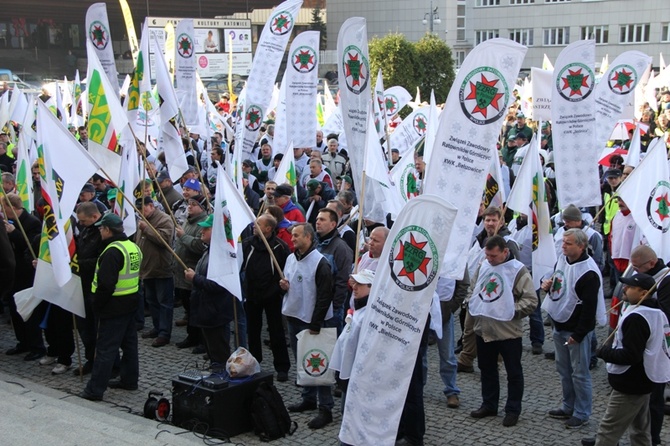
left=565, top=416, right=588, bottom=429
left=39, top=356, right=57, bottom=365
left=307, top=408, right=333, bottom=429
left=531, top=343, right=543, bottom=355
left=502, top=413, right=519, bottom=427
left=51, top=363, right=71, bottom=375
left=548, top=408, right=573, bottom=419
left=446, top=395, right=460, bottom=409
left=287, top=400, right=317, bottom=413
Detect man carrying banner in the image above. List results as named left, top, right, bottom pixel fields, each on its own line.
left=468, top=236, right=537, bottom=427
left=81, top=213, right=141, bottom=401
left=280, top=222, right=335, bottom=429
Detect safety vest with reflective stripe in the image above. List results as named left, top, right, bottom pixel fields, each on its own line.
left=603, top=192, right=619, bottom=235
left=92, top=240, right=142, bottom=296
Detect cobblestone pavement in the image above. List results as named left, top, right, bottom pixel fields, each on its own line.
left=0, top=305, right=667, bottom=446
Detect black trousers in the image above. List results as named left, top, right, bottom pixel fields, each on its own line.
left=175, top=288, right=200, bottom=343
left=245, top=295, right=290, bottom=373
left=44, top=304, right=74, bottom=366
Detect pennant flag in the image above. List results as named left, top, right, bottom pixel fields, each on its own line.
left=594, top=51, right=651, bottom=153
left=617, top=138, right=670, bottom=259
left=552, top=40, right=599, bottom=208
left=175, top=19, right=199, bottom=126
left=390, top=105, right=430, bottom=159
left=126, top=22, right=159, bottom=142
left=322, top=79, right=337, bottom=124
left=87, top=40, right=129, bottom=182
left=660, top=52, right=666, bottom=71
left=85, top=3, right=119, bottom=91
left=423, top=38, right=527, bottom=280
left=164, top=22, right=175, bottom=81
left=119, top=0, right=139, bottom=62
left=238, top=0, right=303, bottom=159
left=0, top=91, right=9, bottom=128
left=384, top=86, right=412, bottom=119
left=373, top=69, right=387, bottom=140
left=482, top=154, right=505, bottom=210
left=115, top=132, right=141, bottom=235
left=153, top=35, right=189, bottom=182
left=8, top=87, right=28, bottom=125
left=285, top=30, right=320, bottom=149
left=506, top=135, right=556, bottom=287
left=273, top=72, right=289, bottom=154
left=55, top=81, right=68, bottom=126
left=625, top=122, right=643, bottom=168
left=530, top=67, right=553, bottom=122
left=599, top=54, right=609, bottom=75
left=272, top=139, right=298, bottom=201
left=209, top=164, right=256, bottom=300
left=339, top=195, right=457, bottom=446
left=542, top=53, right=554, bottom=71
left=422, top=89, right=440, bottom=172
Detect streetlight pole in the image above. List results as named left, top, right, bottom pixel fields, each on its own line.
left=422, top=0, right=441, bottom=34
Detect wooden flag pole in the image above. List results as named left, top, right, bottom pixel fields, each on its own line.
left=353, top=171, right=368, bottom=273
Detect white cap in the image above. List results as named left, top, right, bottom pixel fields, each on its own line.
left=350, top=269, right=375, bottom=285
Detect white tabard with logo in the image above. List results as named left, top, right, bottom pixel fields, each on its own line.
left=282, top=249, right=333, bottom=323
left=542, top=254, right=605, bottom=325
left=469, top=259, right=524, bottom=322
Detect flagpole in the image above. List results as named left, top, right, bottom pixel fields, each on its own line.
left=72, top=314, right=84, bottom=382
left=254, top=226, right=285, bottom=280
left=353, top=171, right=367, bottom=273
left=0, top=193, right=37, bottom=260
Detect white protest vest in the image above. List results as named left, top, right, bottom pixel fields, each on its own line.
left=467, top=234, right=517, bottom=280
left=510, top=224, right=532, bottom=270
left=610, top=212, right=636, bottom=260
left=542, top=254, right=606, bottom=324
left=339, top=223, right=354, bottom=240
left=469, top=259, right=524, bottom=322
left=606, top=305, right=670, bottom=383
left=282, top=249, right=334, bottom=323
left=330, top=305, right=367, bottom=380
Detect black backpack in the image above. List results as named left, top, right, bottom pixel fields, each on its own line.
left=251, top=382, right=297, bottom=441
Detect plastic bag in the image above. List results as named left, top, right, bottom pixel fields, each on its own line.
left=296, top=327, right=337, bottom=386
left=226, top=347, right=261, bottom=378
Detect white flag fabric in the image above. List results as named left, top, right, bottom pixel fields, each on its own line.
left=272, top=140, right=298, bottom=197
left=209, top=164, right=256, bottom=300
left=384, top=86, right=412, bottom=119
left=322, top=80, right=337, bottom=124
left=85, top=3, right=119, bottom=91
left=389, top=149, right=420, bottom=210
left=594, top=51, right=652, bottom=152
left=423, top=90, right=440, bottom=172
left=153, top=35, right=189, bottom=182
left=70, top=70, right=84, bottom=128
left=8, top=87, right=28, bottom=125
left=617, top=138, right=670, bottom=260
left=542, top=54, right=554, bottom=71
left=373, top=69, right=387, bottom=140
left=175, top=19, right=199, bottom=127
left=115, top=134, right=140, bottom=236
left=552, top=40, right=600, bottom=208
left=285, top=31, right=320, bottom=149
left=390, top=105, right=430, bottom=159
left=626, top=122, right=643, bottom=168
left=661, top=53, right=667, bottom=71
left=126, top=22, right=160, bottom=143
left=506, top=135, right=556, bottom=288
left=423, top=38, right=527, bottom=280
left=0, top=91, right=9, bottom=128
left=483, top=154, right=506, bottom=210
left=86, top=40, right=129, bottom=182
left=238, top=0, right=303, bottom=159
left=531, top=67, right=553, bottom=121
left=339, top=195, right=457, bottom=446
left=15, top=128, right=34, bottom=212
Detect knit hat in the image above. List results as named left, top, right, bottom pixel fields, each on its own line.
left=561, top=204, right=582, bottom=222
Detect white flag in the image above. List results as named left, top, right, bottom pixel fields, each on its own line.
left=530, top=67, right=553, bottom=122
left=273, top=72, right=289, bottom=154
left=617, top=138, right=670, bottom=260
left=115, top=133, right=141, bottom=236
left=209, top=165, right=256, bottom=300
left=384, top=86, right=412, bottom=119
left=373, top=69, right=387, bottom=140
left=423, top=89, right=440, bottom=171
left=339, top=195, right=457, bottom=446
left=175, top=19, right=199, bottom=127
left=551, top=40, right=600, bottom=208
left=285, top=31, right=320, bottom=149
left=8, top=87, right=28, bottom=125
left=625, top=122, right=643, bottom=168
left=85, top=3, right=119, bottom=91
left=390, top=105, right=430, bottom=159
left=424, top=38, right=527, bottom=280
left=483, top=154, right=506, bottom=210
left=542, top=53, right=554, bottom=71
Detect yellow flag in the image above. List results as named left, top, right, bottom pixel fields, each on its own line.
left=165, top=22, right=175, bottom=82
left=119, top=0, right=139, bottom=62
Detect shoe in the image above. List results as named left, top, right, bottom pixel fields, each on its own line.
left=175, top=318, right=188, bottom=327
left=457, top=362, right=474, bottom=373
left=446, top=395, right=460, bottom=409
left=73, top=362, right=93, bottom=376
left=263, top=339, right=271, bottom=346
left=79, top=391, right=102, bottom=402
left=544, top=352, right=555, bottom=360
left=565, top=416, right=588, bottom=429
left=581, top=438, right=596, bottom=446
left=531, top=343, right=543, bottom=355
left=307, top=408, right=333, bottom=429
left=5, top=345, right=28, bottom=356
left=136, top=324, right=144, bottom=331
left=141, top=330, right=158, bottom=339
left=333, top=387, right=342, bottom=398
left=470, top=406, right=497, bottom=418
left=152, top=337, right=169, bottom=347
left=39, top=355, right=57, bottom=365
left=24, top=351, right=45, bottom=361
left=502, top=413, right=519, bottom=427
left=176, top=338, right=197, bottom=349
left=174, top=299, right=183, bottom=308
left=589, top=358, right=598, bottom=370
left=276, top=371, right=289, bottom=382
left=192, top=345, right=206, bottom=354
left=52, top=363, right=71, bottom=375
left=548, top=408, right=573, bottom=419
left=287, top=400, right=317, bottom=413
left=108, top=380, right=138, bottom=391
left=395, top=438, right=424, bottom=446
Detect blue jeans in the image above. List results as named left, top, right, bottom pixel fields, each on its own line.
left=529, top=290, right=544, bottom=345
left=144, top=277, right=174, bottom=340
left=476, top=335, right=524, bottom=415
left=437, top=312, right=460, bottom=396
left=553, top=329, right=592, bottom=421
left=85, top=312, right=139, bottom=397
left=287, top=317, right=336, bottom=411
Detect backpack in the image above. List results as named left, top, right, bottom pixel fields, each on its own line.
left=251, top=382, right=297, bottom=441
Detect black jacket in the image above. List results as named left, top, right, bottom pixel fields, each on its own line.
left=190, top=248, right=234, bottom=328
left=0, top=216, right=16, bottom=301
left=92, top=234, right=140, bottom=319
left=76, top=217, right=104, bottom=290
left=241, top=233, right=289, bottom=301
left=7, top=209, right=41, bottom=291
left=316, top=228, right=353, bottom=310
left=646, top=259, right=670, bottom=322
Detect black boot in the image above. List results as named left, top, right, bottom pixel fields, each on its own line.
left=308, top=408, right=333, bottom=429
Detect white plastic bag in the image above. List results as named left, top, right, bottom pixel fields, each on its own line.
left=226, top=347, right=261, bottom=378
left=296, top=327, right=337, bottom=386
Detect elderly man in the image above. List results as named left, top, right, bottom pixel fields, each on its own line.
left=541, top=228, right=604, bottom=429
left=300, top=159, right=333, bottom=189
left=554, top=204, right=604, bottom=271
left=273, top=184, right=305, bottom=224
left=280, top=223, right=335, bottom=429
left=468, top=236, right=537, bottom=427
left=322, top=138, right=347, bottom=177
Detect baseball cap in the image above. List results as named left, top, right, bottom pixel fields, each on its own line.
left=516, top=111, right=525, bottom=118
left=156, top=171, right=170, bottom=183
left=135, top=196, right=153, bottom=207
left=515, top=132, right=528, bottom=140
left=273, top=184, right=293, bottom=197
left=619, top=273, right=655, bottom=291
left=183, top=178, right=201, bottom=192
left=306, top=179, right=321, bottom=195
left=107, top=188, right=118, bottom=202
left=337, top=175, right=353, bottom=185
left=198, top=214, right=214, bottom=228
left=604, top=168, right=623, bottom=179
left=350, top=269, right=375, bottom=285
left=94, top=212, right=124, bottom=229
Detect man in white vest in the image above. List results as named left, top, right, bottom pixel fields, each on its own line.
left=582, top=273, right=670, bottom=446
left=541, top=228, right=605, bottom=429
left=468, top=236, right=537, bottom=427
left=279, top=223, right=336, bottom=430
